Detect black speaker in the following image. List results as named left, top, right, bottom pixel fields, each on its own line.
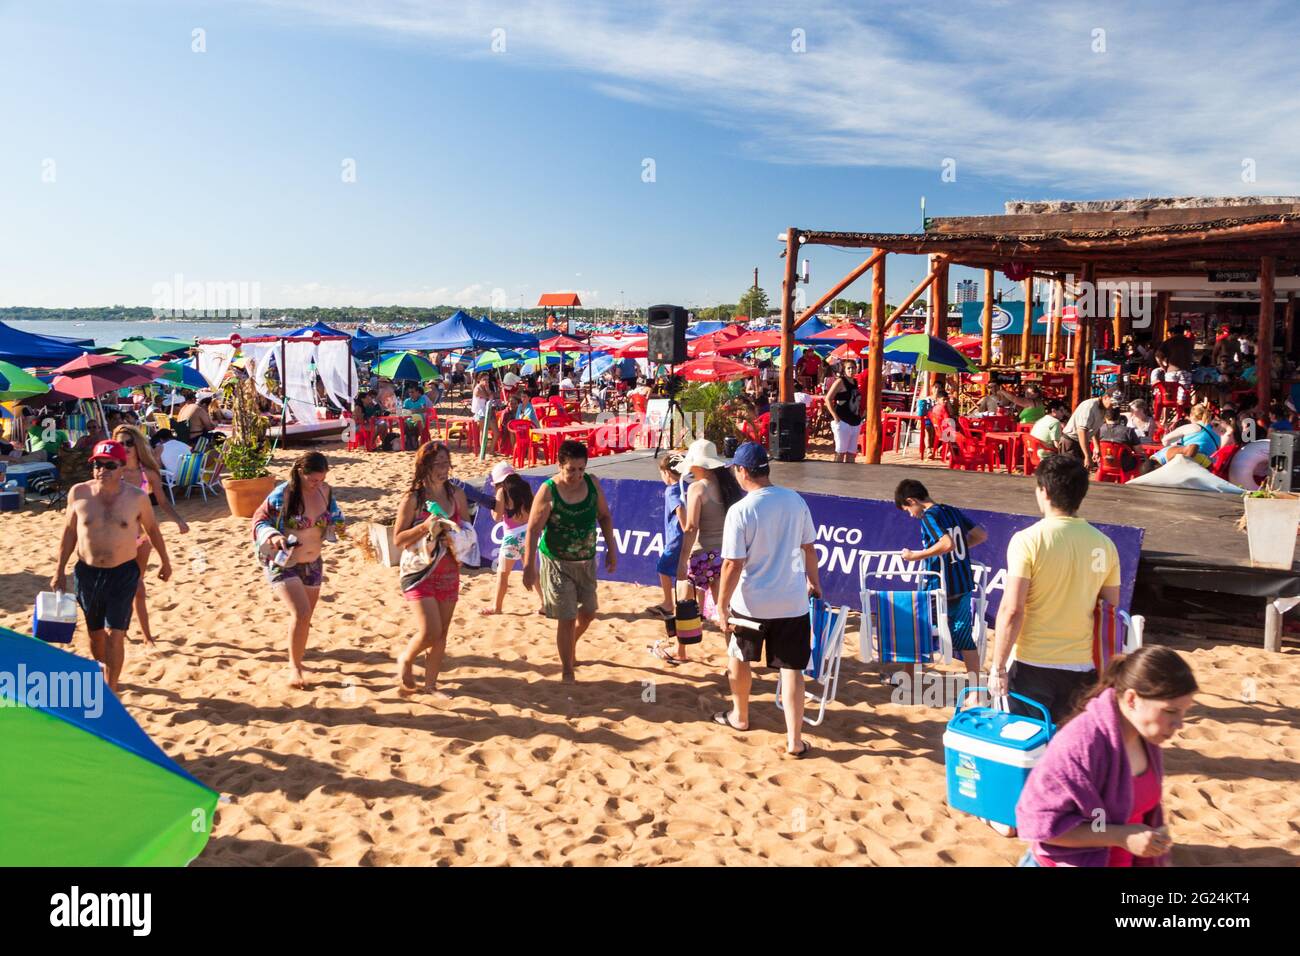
left=647, top=304, right=689, bottom=365
left=1268, top=431, right=1300, bottom=491
left=769, top=402, right=807, bottom=462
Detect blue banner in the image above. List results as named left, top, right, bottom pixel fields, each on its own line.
left=474, top=473, right=1145, bottom=619
left=961, top=301, right=1052, bottom=336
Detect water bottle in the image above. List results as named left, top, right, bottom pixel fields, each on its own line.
left=274, top=534, right=299, bottom=567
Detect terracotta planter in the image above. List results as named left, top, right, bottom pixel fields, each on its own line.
left=223, top=475, right=278, bottom=519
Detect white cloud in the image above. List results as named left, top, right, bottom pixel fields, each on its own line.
left=254, top=0, right=1300, bottom=194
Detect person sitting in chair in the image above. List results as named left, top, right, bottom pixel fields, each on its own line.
left=1099, top=407, right=1141, bottom=473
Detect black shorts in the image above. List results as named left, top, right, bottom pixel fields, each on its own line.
left=73, top=559, right=142, bottom=633
left=1007, top=661, right=1096, bottom=725
left=727, top=612, right=811, bottom=670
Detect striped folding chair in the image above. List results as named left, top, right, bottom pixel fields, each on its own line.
left=775, top=598, right=850, bottom=727
left=858, top=551, right=956, bottom=696
left=1093, top=600, right=1144, bottom=672
left=163, top=452, right=208, bottom=503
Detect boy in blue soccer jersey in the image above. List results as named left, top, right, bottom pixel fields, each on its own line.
left=894, top=479, right=987, bottom=679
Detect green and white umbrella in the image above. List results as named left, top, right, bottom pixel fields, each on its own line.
left=110, top=337, right=193, bottom=361
left=883, top=333, right=978, bottom=374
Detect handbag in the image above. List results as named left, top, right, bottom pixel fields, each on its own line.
left=672, top=581, right=703, bottom=645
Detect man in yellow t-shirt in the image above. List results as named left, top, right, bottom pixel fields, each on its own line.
left=990, top=454, right=1120, bottom=724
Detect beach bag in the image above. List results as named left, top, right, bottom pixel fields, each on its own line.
left=672, top=582, right=703, bottom=646
left=33, top=590, right=77, bottom=644
left=369, top=522, right=399, bottom=567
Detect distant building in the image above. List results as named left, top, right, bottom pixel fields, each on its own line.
left=955, top=279, right=979, bottom=304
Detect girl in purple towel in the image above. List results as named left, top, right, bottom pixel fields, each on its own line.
left=1015, top=646, right=1198, bottom=867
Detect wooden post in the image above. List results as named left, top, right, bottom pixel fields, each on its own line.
left=1072, top=264, right=1093, bottom=406
left=934, top=260, right=949, bottom=341
left=1113, top=290, right=1125, bottom=350
left=1153, top=291, right=1170, bottom=345
left=1257, top=255, right=1276, bottom=411
left=1050, top=278, right=1065, bottom=364
left=980, top=268, right=994, bottom=367
left=779, top=228, right=800, bottom=403
left=1264, top=601, right=1282, bottom=653
left=1286, top=292, right=1295, bottom=357
left=927, top=256, right=939, bottom=336
left=1019, top=278, right=1033, bottom=365
left=864, top=253, right=887, bottom=463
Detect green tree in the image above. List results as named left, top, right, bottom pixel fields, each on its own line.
left=737, top=287, right=770, bottom=319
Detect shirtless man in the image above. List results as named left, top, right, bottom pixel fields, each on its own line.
left=50, top=440, right=172, bottom=693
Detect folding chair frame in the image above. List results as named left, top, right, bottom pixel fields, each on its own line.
left=775, top=602, right=849, bottom=727
left=857, top=550, right=952, bottom=672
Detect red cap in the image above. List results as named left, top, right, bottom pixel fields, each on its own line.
left=89, top=440, right=128, bottom=464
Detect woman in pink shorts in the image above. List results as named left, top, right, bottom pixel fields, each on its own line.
left=393, top=442, right=468, bottom=700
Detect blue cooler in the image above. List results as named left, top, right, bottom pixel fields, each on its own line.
left=32, top=590, right=78, bottom=644
left=0, top=489, right=20, bottom=511
left=943, top=690, right=1053, bottom=827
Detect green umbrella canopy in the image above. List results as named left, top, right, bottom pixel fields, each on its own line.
left=0, top=627, right=219, bottom=865
left=111, top=337, right=194, bottom=361
left=883, top=333, right=977, bottom=374
left=375, top=351, right=440, bottom=382
left=0, top=360, right=51, bottom=401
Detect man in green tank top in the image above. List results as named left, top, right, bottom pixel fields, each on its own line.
left=522, top=440, right=617, bottom=683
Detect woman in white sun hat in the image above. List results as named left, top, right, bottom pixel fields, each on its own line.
left=676, top=438, right=745, bottom=629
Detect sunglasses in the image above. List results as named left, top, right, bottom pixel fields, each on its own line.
left=119, top=438, right=135, bottom=447
left=92, top=461, right=119, bottom=471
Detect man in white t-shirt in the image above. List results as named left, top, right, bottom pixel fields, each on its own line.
left=152, top=430, right=192, bottom=478
left=715, top=441, right=821, bottom=757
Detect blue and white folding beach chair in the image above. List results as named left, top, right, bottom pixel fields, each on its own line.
left=775, top=597, right=850, bottom=727
left=858, top=550, right=951, bottom=678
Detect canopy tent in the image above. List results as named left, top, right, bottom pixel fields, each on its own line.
left=794, top=315, right=834, bottom=343
left=0, top=321, right=87, bottom=368
left=286, top=320, right=348, bottom=338
left=0, top=627, right=219, bottom=865
left=351, top=326, right=382, bottom=359
left=379, top=311, right=539, bottom=351
left=196, top=334, right=355, bottom=427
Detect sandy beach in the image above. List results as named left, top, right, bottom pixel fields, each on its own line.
left=2, top=441, right=1297, bottom=866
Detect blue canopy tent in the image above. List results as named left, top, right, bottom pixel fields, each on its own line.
left=0, top=321, right=88, bottom=368
left=286, top=319, right=349, bottom=338
left=352, top=326, right=382, bottom=359
left=379, top=311, right=539, bottom=351
left=794, top=315, right=834, bottom=343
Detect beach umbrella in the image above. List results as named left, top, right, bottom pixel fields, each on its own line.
left=829, top=341, right=871, bottom=360
left=470, top=349, right=521, bottom=372
left=676, top=356, right=759, bottom=382
left=883, top=333, right=978, bottom=374
left=51, top=361, right=157, bottom=399
left=947, top=334, right=985, bottom=357
left=110, top=337, right=192, bottom=361
left=711, top=330, right=784, bottom=354
left=52, top=353, right=122, bottom=375
left=440, top=351, right=471, bottom=367
left=375, top=351, right=440, bottom=382
left=809, top=323, right=872, bottom=343
left=0, top=626, right=219, bottom=865
left=0, top=361, right=51, bottom=401
left=154, top=360, right=212, bottom=390
left=608, top=336, right=649, bottom=359
left=538, top=334, right=586, bottom=352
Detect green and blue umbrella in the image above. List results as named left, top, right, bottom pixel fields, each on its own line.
left=0, top=627, right=219, bottom=865
left=883, top=333, right=978, bottom=374
left=472, top=349, right=522, bottom=371
left=0, top=360, right=51, bottom=401
left=375, top=351, right=440, bottom=382
left=153, top=360, right=211, bottom=390
left=110, top=337, right=193, bottom=361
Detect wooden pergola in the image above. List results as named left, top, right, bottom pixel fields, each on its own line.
left=777, top=198, right=1300, bottom=462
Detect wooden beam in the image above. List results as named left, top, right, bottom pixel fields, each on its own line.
left=934, top=260, right=949, bottom=341
left=1073, top=264, right=1094, bottom=406
left=980, top=268, right=994, bottom=366
left=1050, top=278, right=1065, bottom=363
left=927, top=204, right=1300, bottom=236
left=883, top=263, right=943, bottom=335
left=1153, top=291, right=1170, bottom=344
left=779, top=228, right=800, bottom=403
left=863, top=254, right=887, bottom=463
left=1019, top=278, right=1033, bottom=365
left=792, top=249, right=885, bottom=330
left=1258, top=255, right=1276, bottom=410
left=1113, top=290, right=1125, bottom=350
left=1286, top=292, right=1296, bottom=356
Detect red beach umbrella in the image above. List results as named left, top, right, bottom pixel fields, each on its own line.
left=829, top=341, right=870, bottom=360
left=676, top=356, right=758, bottom=382
left=52, top=362, right=157, bottom=399
left=608, top=336, right=648, bottom=358
left=808, top=323, right=872, bottom=343
left=714, top=330, right=784, bottom=354
left=538, top=334, right=587, bottom=352
left=52, top=353, right=123, bottom=375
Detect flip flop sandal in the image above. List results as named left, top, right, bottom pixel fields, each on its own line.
left=645, top=605, right=671, bottom=618
left=712, top=710, right=747, bottom=731
left=648, top=640, right=680, bottom=665
left=785, top=741, right=814, bottom=759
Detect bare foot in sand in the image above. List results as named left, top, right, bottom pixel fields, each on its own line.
left=426, top=688, right=453, bottom=703
left=561, top=670, right=576, bottom=684
left=288, top=666, right=309, bottom=690
left=396, top=653, right=420, bottom=695
left=479, top=607, right=500, bottom=616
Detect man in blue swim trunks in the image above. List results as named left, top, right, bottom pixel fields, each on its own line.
left=895, top=479, right=987, bottom=682
left=50, top=440, right=173, bottom=692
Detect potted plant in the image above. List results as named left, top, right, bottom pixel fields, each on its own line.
left=1242, top=487, right=1300, bottom=570
left=678, top=382, right=749, bottom=449
left=221, top=374, right=277, bottom=518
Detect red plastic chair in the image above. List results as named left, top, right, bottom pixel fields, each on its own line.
left=506, top=419, right=543, bottom=467
left=1096, top=441, right=1140, bottom=483
left=629, top=393, right=649, bottom=416
left=1209, top=441, right=1240, bottom=480
left=345, top=416, right=374, bottom=451
left=948, top=433, right=996, bottom=471
left=1023, top=435, right=1051, bottom=475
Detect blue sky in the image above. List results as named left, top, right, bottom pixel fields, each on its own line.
left=2, top=0, right=1297, bottom=310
